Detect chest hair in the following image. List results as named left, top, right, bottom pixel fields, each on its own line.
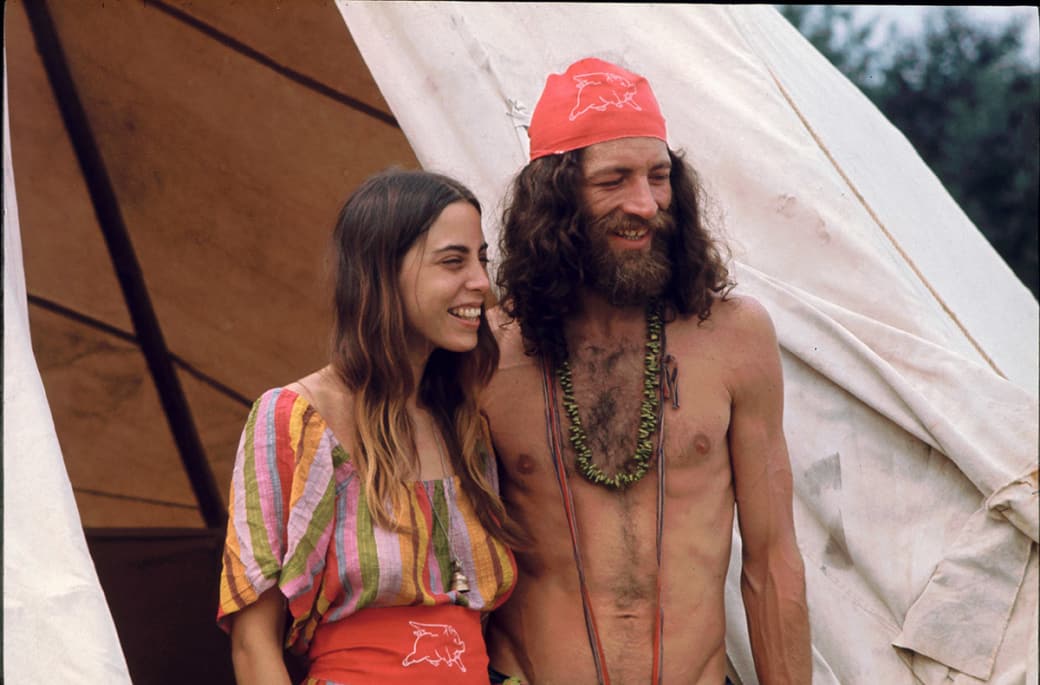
left=567, top=339, right=648, bottom=472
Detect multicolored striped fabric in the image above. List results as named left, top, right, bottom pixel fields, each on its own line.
left=217, top=387, right=517, bottom=654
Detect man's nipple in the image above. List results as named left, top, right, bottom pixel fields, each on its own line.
left=516, top=453, right=538, bottom=474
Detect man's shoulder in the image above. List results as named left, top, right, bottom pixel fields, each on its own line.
left=710, top=293, right=775, bottom=335
left=672, top=293, right=775, bottom=336
left=487, top=306, right=536, bottom=370
left=669, top=294, right=779, bottom=367
left=483, top=307, right=542, bottom=421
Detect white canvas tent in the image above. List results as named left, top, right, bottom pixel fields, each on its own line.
left=4, top=53, right=133, bottom=684
left=4, top=3, right=1037, bottom=684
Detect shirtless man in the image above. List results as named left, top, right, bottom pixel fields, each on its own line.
left=482, top=58, right=811, bottom=684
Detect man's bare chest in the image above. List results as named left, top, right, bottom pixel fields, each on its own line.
left=566, top=341, right=654, bottom=470
left=487, top=349, right=733, bottom=491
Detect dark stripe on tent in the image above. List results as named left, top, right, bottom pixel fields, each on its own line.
left=76, top=488, right=200, bottom=511
left=171, top=357, right=252, bottom=410
left=27, top=294, right=253, bottom=408
left=23, top=0, right=228, bottom=530
left=28, top=293, right=138, bottom=343
left=145, top=0, right=401, bottom=129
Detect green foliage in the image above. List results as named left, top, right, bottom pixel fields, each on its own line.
left=778, top=5, right=1039, bottom=297
left=776, top=5, right=884, bottom=85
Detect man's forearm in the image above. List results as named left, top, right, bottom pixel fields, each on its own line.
left=740, top=550, right=811, bottom=685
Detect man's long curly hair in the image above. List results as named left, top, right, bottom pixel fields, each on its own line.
left=496, top=147, right=734, bottom=363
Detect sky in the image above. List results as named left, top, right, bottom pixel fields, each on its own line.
left=851, top=5, right=1040, bottom=63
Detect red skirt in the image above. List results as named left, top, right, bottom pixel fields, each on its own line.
left=305, top=604, right=489, bottom=685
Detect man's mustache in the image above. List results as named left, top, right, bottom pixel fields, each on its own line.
left=589, top=208, right=675, bottom=236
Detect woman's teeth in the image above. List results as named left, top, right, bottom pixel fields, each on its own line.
left=449, top=306, right=482, bottom=320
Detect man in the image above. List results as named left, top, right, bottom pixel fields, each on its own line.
left=482, top=57, right=811, bottom=684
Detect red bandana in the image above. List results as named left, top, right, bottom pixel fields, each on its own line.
left=528, top=57, right=667, bottom=161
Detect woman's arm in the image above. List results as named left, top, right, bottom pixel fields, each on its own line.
left=229, top=587, right=292, bottom=685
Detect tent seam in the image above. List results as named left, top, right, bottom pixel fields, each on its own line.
left=723, top=7, right=1007, bottom=382
left=770, top=78, right=1006, bottom=380
left=447, top=10, right=531, bottom=157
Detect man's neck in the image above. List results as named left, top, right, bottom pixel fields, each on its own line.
left=566, top=289, right=649, bottom=347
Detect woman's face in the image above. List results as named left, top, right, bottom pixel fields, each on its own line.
left=398, top=201, right=490, bottom=363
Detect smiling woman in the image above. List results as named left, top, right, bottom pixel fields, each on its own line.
left=398, top=201, right=491, bottom=364
left=215, top=169, right=524, bottom=685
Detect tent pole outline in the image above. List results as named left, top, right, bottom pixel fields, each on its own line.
left=26, top=292, right=254, bottom=408
left=23, top=0, right=227, bottom=530
left=75, top=486, right=200, bottom=512
left=146, top=0, right=401, bottom=129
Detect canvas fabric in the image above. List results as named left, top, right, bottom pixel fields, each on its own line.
left=2, top=53, right=132, bottom=683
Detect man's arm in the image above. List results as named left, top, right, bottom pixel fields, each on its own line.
left=726, top=297, right=811, bottom=684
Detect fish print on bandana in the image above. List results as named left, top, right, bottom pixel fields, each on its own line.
left=401, top=621, right=468, bottom=672
left=569, top=71, right=644, bottom=121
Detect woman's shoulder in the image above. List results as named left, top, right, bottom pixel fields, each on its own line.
left=247, top=381, right=320, bottom=426
left=283, top=366, right=356, bottom=452
left=240, top=370, right=355, bottom=475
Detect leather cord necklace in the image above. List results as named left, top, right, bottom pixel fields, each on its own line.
left=429, top=418, right=471, bottom=594
left=540, top=325, right=671, bottom=685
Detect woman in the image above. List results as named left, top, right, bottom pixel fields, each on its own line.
left=217, top=169, right=523, bottom=684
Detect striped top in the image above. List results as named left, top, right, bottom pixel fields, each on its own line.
left=217, top=387, right=517, bottom=654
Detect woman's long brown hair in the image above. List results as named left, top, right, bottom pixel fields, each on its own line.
left=331, top=169, right=523, bottom=547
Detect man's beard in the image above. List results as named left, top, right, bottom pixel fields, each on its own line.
left=582, top=208, right=675, bottom=307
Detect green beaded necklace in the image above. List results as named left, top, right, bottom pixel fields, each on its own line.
left=557, top=300, right=663, bottom=489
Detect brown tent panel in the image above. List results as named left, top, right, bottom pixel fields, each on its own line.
left=7, top=0, right=419, bottom=680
